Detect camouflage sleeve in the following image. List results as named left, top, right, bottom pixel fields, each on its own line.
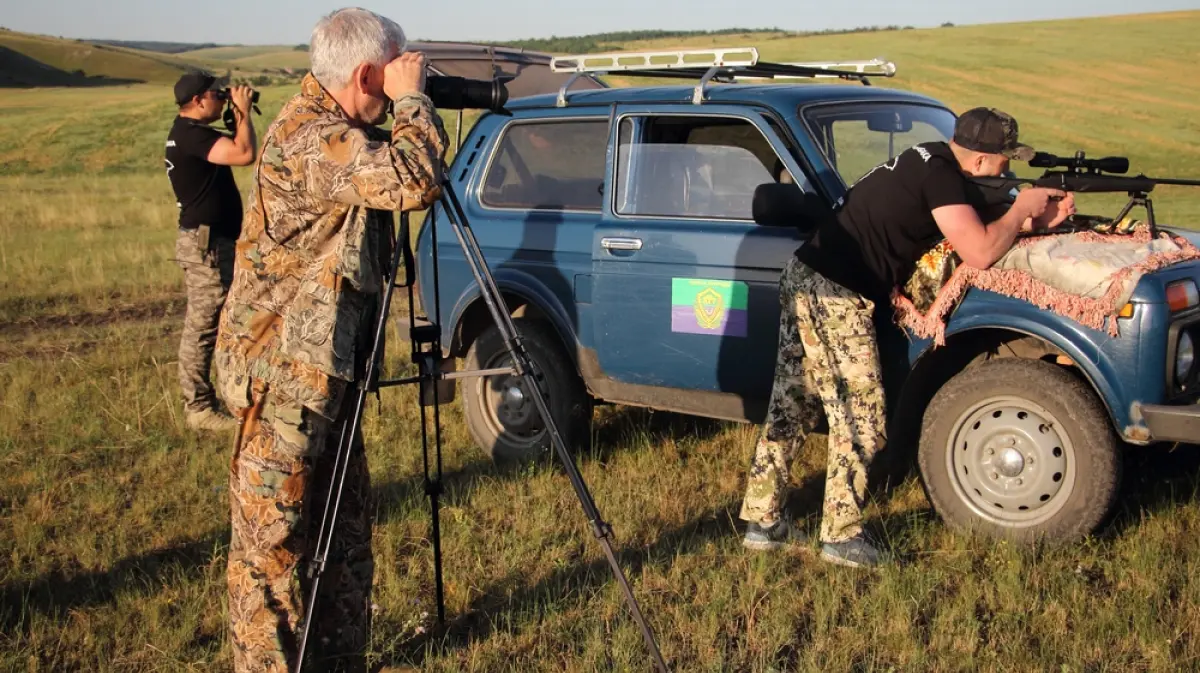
left=306, top=92, right=449, bottom=211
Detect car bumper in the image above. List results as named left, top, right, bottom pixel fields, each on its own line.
left=1140, top=403, right=1200, bottom=444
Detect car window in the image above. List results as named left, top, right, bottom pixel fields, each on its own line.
left=482, top=119, right=608, bottom=210
left=802, top=103, right=957, bottom=187
left=615, top=115, right=799, bottom=220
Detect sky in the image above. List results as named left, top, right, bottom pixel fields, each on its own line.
left=2, top=0, right=1198, bottom=45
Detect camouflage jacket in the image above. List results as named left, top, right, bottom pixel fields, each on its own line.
left=215, top=73, right=448, bottom=419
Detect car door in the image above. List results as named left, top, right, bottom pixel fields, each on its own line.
left=589, top=104, right=824, bottom=412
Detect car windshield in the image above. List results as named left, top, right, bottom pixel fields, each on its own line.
left=801, top=103, right=957, bottom=187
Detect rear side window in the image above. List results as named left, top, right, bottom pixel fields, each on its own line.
left=481, top=119, right=608, bottom=211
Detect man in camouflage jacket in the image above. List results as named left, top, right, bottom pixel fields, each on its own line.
left=213, top=8, right=447, bottom=672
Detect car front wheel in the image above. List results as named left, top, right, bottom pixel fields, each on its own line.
left=918, top=357, right=1121, bottom=544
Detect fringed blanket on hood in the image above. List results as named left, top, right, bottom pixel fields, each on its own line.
left=892, top=222, right=1200, bottom=346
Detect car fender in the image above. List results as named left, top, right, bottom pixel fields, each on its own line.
left=447, top=266, right=580, bottom=359
left=905, top=292, right=1139, bottom=435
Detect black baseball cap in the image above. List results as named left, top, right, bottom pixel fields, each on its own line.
left=953, top=107, right=1035, bottom=162
left=173, top=71, right=221, bottom=106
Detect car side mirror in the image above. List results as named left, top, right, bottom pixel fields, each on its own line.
left=752, top=183, right=834, bottom=233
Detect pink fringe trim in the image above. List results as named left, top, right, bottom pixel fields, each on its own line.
left=893, top=231, right=1200, bottom=346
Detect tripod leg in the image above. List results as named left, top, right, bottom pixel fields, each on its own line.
left=295, top=216, right=409, bottom=673
left=404, top=212, right=448, bottom=627
left=437, top=186, right=669, bottom=672
left=414, top=349, right=447, bottom=627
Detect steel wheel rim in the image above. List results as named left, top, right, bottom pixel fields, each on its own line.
left=477, top=350, right=546, bottom=448
left=945, top=395, right=1076, bottom=528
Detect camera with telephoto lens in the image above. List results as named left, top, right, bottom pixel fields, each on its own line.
left=424, top=74, right=511, bottom=111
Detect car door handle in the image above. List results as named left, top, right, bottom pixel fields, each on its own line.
left=601, top=237, right=643, bottom=251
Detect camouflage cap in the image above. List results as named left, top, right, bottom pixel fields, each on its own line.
left=952, top=107, right=1035, bottom=162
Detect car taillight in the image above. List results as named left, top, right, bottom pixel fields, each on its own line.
left=1166, top=280, right=1199, bottom=312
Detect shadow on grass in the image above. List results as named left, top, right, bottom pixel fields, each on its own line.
left=373, top=406, right=732, bottom=526
left=589, top=405, right=732, bottom=458
left=0, top=532, right=227, bottom=634
left=369, top=462, right=846, bottom=671
left=370, top=495, right=748, bottom=670
left=1104, top=442, right=1200, bottom=538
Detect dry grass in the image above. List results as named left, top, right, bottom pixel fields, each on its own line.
left=4, top=10, right=1200, bottom=672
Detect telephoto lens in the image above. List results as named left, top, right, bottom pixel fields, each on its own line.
left=424, top=75, right=510, bottom=111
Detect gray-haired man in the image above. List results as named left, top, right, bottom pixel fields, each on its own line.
left=215, top=7, right=447, bottom=671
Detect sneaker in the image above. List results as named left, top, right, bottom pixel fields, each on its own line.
left=742, top=519, right=809, bottom=551
left=186, top=407, right=239, bottom=433
left=820, top=534, right=887, bottom=569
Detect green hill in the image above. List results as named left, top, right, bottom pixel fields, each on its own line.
left=0, top=30, right=298, bottom=86
left=182, top=46, right=311, bottom=71
left=90, top=39, right=222, bottom=54
left=0, top=44, right=141, bottom=87
left=0, top=30, right=200, bottom=84
left=182, top=45, right=297, bottom=61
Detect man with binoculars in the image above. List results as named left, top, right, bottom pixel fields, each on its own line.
left=165, top=71, right=258, bottom=432
left=213, top=7, right=447, bottom=671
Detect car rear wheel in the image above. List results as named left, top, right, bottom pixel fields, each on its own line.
left=918, top=357, right=1121, bottom=544
left=463, top=318, right=592, bottom=463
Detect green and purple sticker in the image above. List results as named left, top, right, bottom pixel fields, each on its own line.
left=671, top=278, right=748, bottom=337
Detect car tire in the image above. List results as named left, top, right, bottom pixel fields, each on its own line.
left=918, top=357, right=1121, bottom=544
left=463, top=318, right=592, bottom=463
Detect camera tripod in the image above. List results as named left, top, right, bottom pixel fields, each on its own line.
left=293, top=178, right=668, bottom=673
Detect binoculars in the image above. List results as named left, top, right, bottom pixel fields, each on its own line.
left=215, top=88, right=261, bottom=106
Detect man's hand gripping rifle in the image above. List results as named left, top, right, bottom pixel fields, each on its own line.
left=973, top=150, right=1200, bottom=238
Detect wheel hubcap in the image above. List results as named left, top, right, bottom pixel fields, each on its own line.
left=946, top=396, right=1075, bottom=527
left=996, top=447, right=1026, bottom=478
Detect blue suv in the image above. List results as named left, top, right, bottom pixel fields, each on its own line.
left=412, top=47, right=1200, bottom=543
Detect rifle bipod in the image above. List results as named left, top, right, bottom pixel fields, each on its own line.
left=294, top=180, right=669, bottom=673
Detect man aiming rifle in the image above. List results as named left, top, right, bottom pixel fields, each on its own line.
left=738, top=107, right=1075, bottom=568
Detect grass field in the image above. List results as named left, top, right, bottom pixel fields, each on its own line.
left=4, top=10, right=1200, bottom=672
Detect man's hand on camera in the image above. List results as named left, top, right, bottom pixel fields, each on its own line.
left=384, top=51, right=427, bottom=101
left=230, top=85, right=254, bottom=116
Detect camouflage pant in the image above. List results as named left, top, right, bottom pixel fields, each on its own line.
left=740, top=256, right=887, bottom=543
left=175, top=226, right=235, bottom=413
left=227, top=380, right=374, bottom=673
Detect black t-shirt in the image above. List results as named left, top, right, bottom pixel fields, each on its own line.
left=796, top=141, right=979, bottom=302
left=164, top=116, right=243, bottom=239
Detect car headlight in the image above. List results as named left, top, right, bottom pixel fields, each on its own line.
left=1176, top=331, right=1195, bottom=383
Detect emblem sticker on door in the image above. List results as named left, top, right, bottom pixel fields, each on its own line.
left=671, top=278, right=748, bottom=337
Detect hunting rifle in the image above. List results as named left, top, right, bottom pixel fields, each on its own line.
left=972, top=150, right=1200, bottom=237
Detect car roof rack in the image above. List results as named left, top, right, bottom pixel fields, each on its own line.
left=549, top=47, right=896, bottom=106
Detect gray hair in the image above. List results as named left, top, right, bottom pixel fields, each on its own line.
left=309, top=7, right=407, bottom=90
